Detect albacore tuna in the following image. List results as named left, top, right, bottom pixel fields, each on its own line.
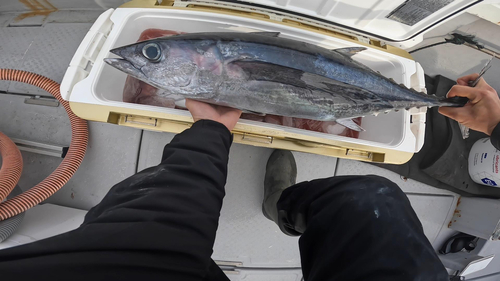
left=105, top=32, right=466, bottom=131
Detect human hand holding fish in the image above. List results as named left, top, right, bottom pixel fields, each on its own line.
left=186, top=99, right=242, bottom=131
left=439, top=74, right=500, bottom=136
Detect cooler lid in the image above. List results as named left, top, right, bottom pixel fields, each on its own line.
left=229, top=0, right=481, bottom=42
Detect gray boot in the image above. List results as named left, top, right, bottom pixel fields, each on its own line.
left=262, top=150, right=297, bottom=224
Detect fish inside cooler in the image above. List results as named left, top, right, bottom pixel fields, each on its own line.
left=70, top=8, right=425, bottom=152
left=122, top=28, right=362, bottom=138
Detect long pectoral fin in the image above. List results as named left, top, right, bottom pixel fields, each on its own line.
left=336, top=118, right=365, bottom=132
left=242, top=109, right=266, bottom=116
left=251, top=32, right=281, bottom=37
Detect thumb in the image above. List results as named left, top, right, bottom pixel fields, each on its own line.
left=438, top=106, right=472, bottom=122
left=457, top=73, right=479, bottom=86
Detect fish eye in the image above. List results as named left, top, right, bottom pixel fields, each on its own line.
left=142, top=43, right=161, bottom=62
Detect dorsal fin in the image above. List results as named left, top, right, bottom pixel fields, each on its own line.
left=334, top=47, right=367, bottom=57
left=252, top=32, right=281, bottom=37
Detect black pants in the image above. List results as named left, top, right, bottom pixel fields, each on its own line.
left=0, top=120, right=448, bottom=280
left=278, top=175, right=449, bottom=281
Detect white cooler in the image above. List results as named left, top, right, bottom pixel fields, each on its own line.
left=60, top=0, right=479, bottom=164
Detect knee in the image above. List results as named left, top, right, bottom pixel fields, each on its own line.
left=318, top=175, right=408, bottom=215
left=363, top=175, right=403, bottom=196
left=323, top=175, right=403, bottom=197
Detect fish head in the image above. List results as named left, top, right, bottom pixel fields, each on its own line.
left=105, top=40, right=200, bottom=93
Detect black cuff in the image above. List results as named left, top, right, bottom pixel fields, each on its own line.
left=191, top=119, right=229, bottom=132
left=491, top=123, right=500, bottom=151
left=190, top=119, right=234, bottom=147
left=161, top=119, right=233, bottom=163
left=191, top=119, right=232, bottom=139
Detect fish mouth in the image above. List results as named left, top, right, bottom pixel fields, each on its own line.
left=104, top=57, right=148, bottom=81
left=104, top=57, right=129, bottom=70
left=104, top=47, right=149, bottom=82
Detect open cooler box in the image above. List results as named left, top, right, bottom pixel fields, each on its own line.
left=60, top=0, right=474, bottom=164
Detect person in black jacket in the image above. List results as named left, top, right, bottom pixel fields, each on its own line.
left=0, top=74, right=498, bottom=281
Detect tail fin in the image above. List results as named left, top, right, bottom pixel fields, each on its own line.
left=439, top=96, right=468, bottom=107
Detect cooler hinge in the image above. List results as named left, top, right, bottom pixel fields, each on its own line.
left=292, top=139, right=385, bottom=162
left=234, top=132, right=274, bottom=144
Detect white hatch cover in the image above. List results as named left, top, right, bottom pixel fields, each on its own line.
left=223, top=0, right=481, bottom=44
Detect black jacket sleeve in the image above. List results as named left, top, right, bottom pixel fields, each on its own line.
left=0, top=120, right=232, bottom=281
left=491, top=123, right=500, bottom=150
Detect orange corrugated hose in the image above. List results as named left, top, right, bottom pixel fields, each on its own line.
left=0, top=69, right=88, bottom=221
left=0, top=132, right=23, bottom=202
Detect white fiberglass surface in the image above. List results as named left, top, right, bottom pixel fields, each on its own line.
left=243, top=0, right=478, bottom=42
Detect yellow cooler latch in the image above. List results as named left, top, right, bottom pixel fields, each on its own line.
left=115, top=114, right=192, bottom=134
left=123, top=115, right=158, bottom=127
left=345, top=149, right=372, bottom=159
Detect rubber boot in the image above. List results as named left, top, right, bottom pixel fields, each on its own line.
left=262, top=150, right=297, bottom=224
